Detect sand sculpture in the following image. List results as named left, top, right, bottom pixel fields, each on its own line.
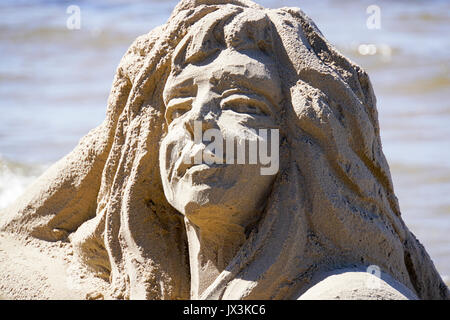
left=1, top=0, right=448, bottom=300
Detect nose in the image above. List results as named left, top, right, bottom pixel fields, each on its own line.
left=184, top=99, right=218, bottom=140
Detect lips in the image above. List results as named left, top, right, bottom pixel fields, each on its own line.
left=176, top=161, right=227, bottom=181
left=169, top=143, right=226, bottom=182
left=185, top=163, right=224, bottom=180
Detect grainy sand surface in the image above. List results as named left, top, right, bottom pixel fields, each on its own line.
left=0, top=232, right=109, bottom=300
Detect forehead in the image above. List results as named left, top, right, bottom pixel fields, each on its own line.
left=163, top=49, right=282, bottom=104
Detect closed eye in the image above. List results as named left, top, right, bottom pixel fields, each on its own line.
left=220, top=94, right=271, bottom=116
left=165, top=97, right=193, bottom=124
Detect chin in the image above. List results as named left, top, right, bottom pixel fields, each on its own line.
left=172, top=180, right=234, bottom=215
left=162, top=162, right=277, bottom=226
left=170, top=178, right=271, bottom=227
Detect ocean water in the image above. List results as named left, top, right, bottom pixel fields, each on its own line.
left=0, top=0, right=449, bottom=281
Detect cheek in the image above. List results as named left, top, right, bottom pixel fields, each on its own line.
left=159, top=125, right=191, bottom=180
left=217, top=112, right=279, bottom=152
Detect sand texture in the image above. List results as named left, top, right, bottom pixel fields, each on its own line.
left=1, top=0, right=449, bottom=300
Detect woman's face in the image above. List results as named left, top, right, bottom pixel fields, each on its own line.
left=160, top=48, right=282, bottom=227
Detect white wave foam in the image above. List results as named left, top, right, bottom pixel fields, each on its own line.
left=0, top=156, right=46, bottom=209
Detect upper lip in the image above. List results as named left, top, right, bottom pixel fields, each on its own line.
left=170, top=145, right=226, bottom=182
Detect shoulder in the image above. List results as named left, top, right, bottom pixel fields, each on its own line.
left=296, top=268, right=418, bottom=300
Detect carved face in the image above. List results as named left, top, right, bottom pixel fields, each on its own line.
left=159, top=48, right=282, bottom=227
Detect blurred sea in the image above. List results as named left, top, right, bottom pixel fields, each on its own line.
left=0, top=0, right=449, bottom=281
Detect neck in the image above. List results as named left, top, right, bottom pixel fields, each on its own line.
left=184, top=217, right=247, bottom=299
